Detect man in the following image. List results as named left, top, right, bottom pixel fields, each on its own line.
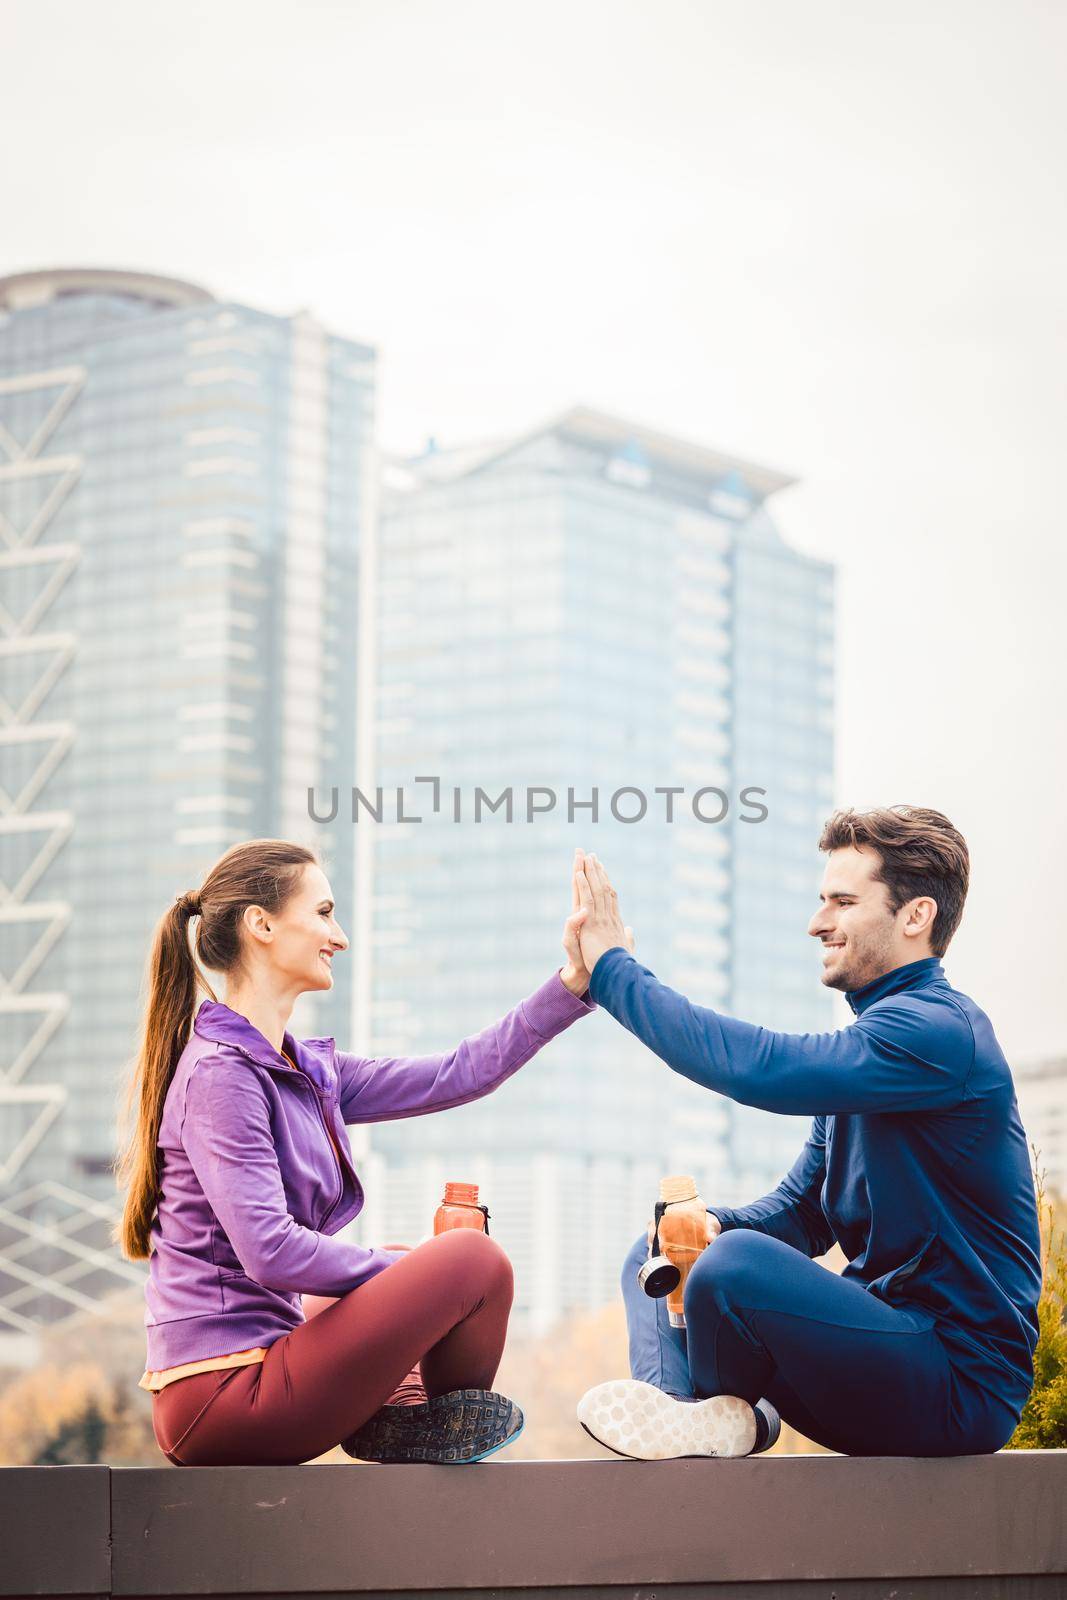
left=569, top=808, right=1042, bottom=1459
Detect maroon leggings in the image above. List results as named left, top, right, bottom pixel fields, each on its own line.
left=152, top=1229, right=513, bottom=1466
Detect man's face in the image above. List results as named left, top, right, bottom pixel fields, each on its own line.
left=807, top=845, right=899, bottom=993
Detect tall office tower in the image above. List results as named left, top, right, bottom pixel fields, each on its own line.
left=0, top=269, right=375, bottom=1348
left=359, top=408, right=834, bottom=1331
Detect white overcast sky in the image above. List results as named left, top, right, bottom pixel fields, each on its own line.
left=3, top=0, right=1064, bottom=1059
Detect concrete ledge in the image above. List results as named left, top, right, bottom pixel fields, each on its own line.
left=3, top=1454, right=1066, bottom=1599
left=0, top=1464, right=110, bottom=1599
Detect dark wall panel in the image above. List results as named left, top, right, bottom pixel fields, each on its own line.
left=109, top=1455, right=1067, bottom=1596
left=1, top=1465, right=111, bottom=1598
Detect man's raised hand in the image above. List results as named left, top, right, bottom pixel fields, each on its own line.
left=573, top=850, right=635, bottom=975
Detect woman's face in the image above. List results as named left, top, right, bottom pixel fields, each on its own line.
left=255, top=863, right=349, bottom=994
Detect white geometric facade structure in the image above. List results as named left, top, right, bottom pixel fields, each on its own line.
left=0, top=342, right=137, bottom=1345
left=0, top=269, right=376, bottom=1352
left=0, top=363, right=83, bottom=1189
left=0, top=1181, right=146, bottom=1343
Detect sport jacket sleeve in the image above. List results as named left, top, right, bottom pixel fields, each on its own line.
left=588, top=947, right=974, bottom=1116
left=708, top=1117, right=836, bottom=1257
left=336, top=969, right=596, bottom=1124
left=181, top=1055, right=398, bottom=1296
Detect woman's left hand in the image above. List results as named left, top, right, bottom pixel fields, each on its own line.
left=559, top=849, right=592, bottom=996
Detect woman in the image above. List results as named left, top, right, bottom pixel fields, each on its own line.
left=115, top=837, right=595, bottom=1466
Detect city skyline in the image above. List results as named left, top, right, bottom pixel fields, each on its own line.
left=3, top=0, right=1060, bottom=1060
left=0, top=264, right=833, bottom=1338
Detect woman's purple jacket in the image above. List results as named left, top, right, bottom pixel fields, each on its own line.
left=145, top=972, right=596, bottom=1371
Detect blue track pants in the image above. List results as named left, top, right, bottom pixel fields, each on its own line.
left=621, top=1229, right=1020, bottom=1456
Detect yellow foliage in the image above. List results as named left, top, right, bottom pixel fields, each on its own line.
left=0, top=1362, right=113, bottom=1465
left=1007, top=1164, right=1067, bottom=1450
left=0, top=1290, right=161, bottom=1466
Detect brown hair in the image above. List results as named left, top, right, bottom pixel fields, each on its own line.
left=112, top=838, right=319, bottom=1261
left=818, top=806, right=969, bottom=958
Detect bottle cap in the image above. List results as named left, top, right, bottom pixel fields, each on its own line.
left=659, top=1174, right=699, bottom=1205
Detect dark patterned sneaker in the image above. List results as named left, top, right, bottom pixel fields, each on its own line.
left=342, top=1388, right=524, bottom=1464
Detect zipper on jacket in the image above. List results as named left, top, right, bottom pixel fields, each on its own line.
left=312, top=1085, right=347, bottom=1228
left=286, top=1072, right=347, bottom=1228
left=231, top=1044, right=348, bottom=1229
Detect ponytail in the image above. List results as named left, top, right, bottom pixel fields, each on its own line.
left=112, top=839, right=317, bottom=1260
left=113, top=896, right=209, bottom=1259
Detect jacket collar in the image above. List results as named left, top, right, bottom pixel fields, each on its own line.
left=845, top=956, right=944, bottom=1016
left=193, top=1000, right=336, bottom=1088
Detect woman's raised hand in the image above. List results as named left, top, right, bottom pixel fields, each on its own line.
left=559, top=850, right=594, bottom=996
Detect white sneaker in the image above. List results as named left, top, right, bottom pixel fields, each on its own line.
left=577, top=1378, right=757, bottom=1460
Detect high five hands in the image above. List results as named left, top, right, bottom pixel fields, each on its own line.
left=556, top=861, right=711, bottom=1245
left=558, top=849, right=635, bottom=996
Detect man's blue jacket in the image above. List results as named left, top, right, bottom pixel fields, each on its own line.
left=588, top=948, right=1042, bottom=1409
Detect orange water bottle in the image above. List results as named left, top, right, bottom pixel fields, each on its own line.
left=434, top=1181, right=491, bottom=1235
left=637, top=1174, right=708, bottom=1328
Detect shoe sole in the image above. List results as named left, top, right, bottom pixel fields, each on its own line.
left=343, top=1388, right=523, bottom=1464
left=577, top=1379, right=756, bottom=1460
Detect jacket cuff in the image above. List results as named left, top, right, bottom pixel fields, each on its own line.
left=706, top=1205, right=737, bottom=1234
left=520, top=970, right=598, bottom=1039
left=587, top=945, right=634, bottom=1005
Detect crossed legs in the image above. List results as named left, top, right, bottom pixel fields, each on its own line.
left=153, top=1228, right=513, bottom=1465
left=620, top=1227, right=1016, bottom=1456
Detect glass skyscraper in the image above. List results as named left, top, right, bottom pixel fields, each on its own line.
left=0, top=268, right=375, bottom=1346
left=358, top=408, right=835, bottom=1330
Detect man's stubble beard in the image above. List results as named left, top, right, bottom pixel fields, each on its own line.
left=821, top=921, right=897, bottom=994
